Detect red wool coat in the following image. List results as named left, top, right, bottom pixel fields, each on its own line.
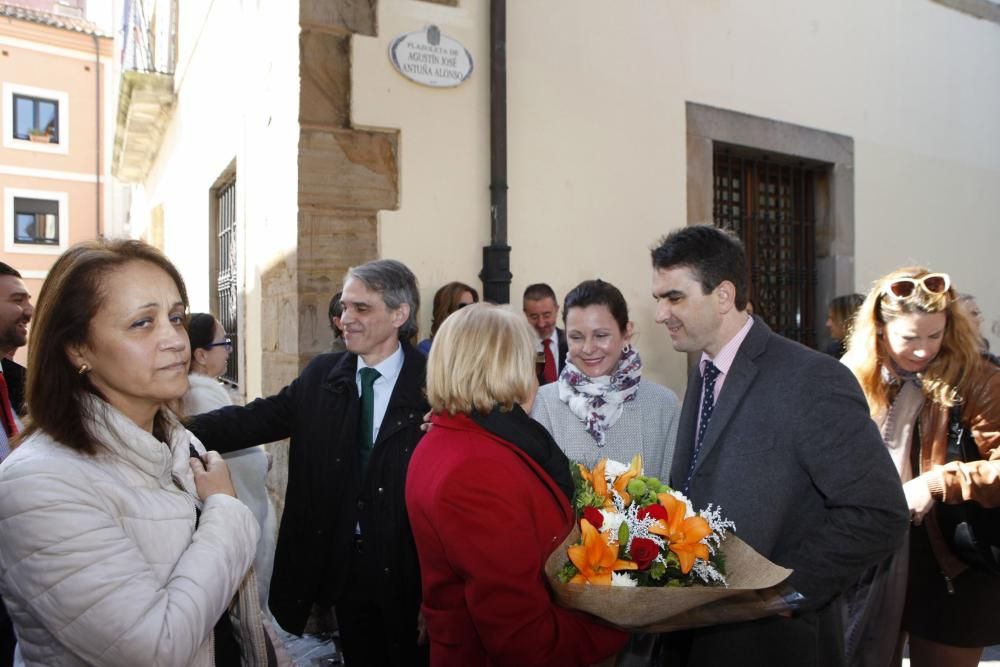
left=405, top=411, right=628, bottom=666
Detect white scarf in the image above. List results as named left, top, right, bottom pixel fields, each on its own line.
left=557, top=347, right=642, bottom=446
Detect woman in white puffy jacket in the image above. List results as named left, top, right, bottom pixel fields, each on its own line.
left=0, top=239, right=265, bottom=666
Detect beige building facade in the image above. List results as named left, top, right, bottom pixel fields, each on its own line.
left=116, top=0, right=1000, bottom=500
left=0, top=3, right=113, bottom=362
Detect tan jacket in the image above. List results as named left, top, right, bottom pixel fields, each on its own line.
left=917, top=359, right=1000, bottom=577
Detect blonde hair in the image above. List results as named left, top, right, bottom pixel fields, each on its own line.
left=426, top=303, right=537, bottom=415
left=843, top=266, right=982, bottom=415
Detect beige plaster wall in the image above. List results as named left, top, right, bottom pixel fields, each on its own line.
left=131, top=0, right=301, bottom=399
left=0, top=17, right=114, bottom=326
left=352, top=0, right=491, bottom=338
left=0, top=20, right=111, bottom=174
left=353, top=0, right=1000, bottom=395
left=0, top=173, right=99, bottom=267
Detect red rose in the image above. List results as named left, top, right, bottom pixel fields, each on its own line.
left=583, top=506, right=604, bottom=530
left=637, top=503, right=667, bottom=522
left=629, top=537, right=659, bottom=571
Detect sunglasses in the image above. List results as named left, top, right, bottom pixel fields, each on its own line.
left=883, top=273, right=950, bottom=299
left=206, top=338, right=233, bottom=352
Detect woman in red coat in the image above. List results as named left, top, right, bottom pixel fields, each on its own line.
left=406, top=303, right=628, bottom=666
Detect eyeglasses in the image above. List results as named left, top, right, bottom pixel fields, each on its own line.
left=883, top=273, right=951, bottom=300
left=206, top=338, right=233, bottom=352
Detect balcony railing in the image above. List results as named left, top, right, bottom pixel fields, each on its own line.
left=120, top=0, right=176, bottom=75
left=113, top=0, right=177, bottom=182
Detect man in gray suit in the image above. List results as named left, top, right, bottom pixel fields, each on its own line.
left=651, top=225, right=908, bottom=666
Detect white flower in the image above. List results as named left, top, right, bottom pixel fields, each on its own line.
left=691, top=559, right=728, bottom=585
left=604, top=459, right=629, bottom=479
left=599, top=509, right=624, bottom=535
left=610, top=572, right=638, bottom=587
left=668, top=490, right=696, bottom=518
left=698, top=503, right=736, bottom=553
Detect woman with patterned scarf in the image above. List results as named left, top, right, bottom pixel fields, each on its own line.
left=841, top=267, right=1000, bottom=667
left=529, top=279, right=680, bottom=665
left=530, top=279, right=680, bottom=503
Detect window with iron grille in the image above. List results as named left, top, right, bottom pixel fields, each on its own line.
left=214, top=178, right=239, bottom=387
left=13, top=197, right=59, bottom=245
left=13, top=94, right=59, bottom=143
left=714, top=148, right=819, bottom=347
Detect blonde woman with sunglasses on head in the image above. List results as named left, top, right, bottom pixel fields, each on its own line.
left=841, top=268, right=1000, bottom=667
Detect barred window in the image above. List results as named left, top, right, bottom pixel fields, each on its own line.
left=714, top=148, right=819, bottom=347
left=213, top=177, right=239, bottom=387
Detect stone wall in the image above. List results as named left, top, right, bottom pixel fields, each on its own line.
left=297, top=0, right=399, bottom=364
left=265, top=0, right=399, bottom=518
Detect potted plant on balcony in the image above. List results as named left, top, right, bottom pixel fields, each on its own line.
left=27, top=128, right=51, bottom=144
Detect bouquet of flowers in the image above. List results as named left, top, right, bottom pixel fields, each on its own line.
left=555, top=454, right=733, bottom=588
left=546, top=455, right=793, bottom=631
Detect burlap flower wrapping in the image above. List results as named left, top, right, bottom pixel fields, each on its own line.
left=545, top=524, right=793, bottom=632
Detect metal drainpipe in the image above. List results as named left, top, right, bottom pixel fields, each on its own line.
left=92, top=32, right=101, bottom=238
left=479, top=0, right=512, bottom=304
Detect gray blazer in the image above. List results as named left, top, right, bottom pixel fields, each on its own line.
left=531, top=379, right=679, bottom=483
left=668, top=318, right=908, bottom=665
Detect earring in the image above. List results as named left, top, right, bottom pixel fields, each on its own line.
left=78, top=363, right=91, bottom=375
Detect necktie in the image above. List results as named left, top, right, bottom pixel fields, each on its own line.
left=542, top=338, right=557, bottom=384
left=0, top=373, right=17, bottom=438
left=682, top=361, right=721, bottom=495
left=358, top=367, right=381, bottom=473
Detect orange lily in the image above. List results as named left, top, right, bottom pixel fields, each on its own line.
left=568, top=518, right=638, bottom=585
left=578, top=459, right=613, bottom=509
left=612, top=454, right=643, bottom=504
left=648, top=493, right=712, bottom=574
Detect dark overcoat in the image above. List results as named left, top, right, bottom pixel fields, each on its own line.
left=188, top=343, right=428, bottom=639
left=667, top=318, right=909, bottom=667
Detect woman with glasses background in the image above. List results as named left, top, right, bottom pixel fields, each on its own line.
left=841, top=268, right=1000, bottom=667
left=184, top=313, right=277, bottom=613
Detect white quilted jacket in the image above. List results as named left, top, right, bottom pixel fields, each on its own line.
left=0, top=397, right=259, bottom=666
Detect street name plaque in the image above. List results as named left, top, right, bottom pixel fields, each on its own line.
left=389, top=25, right=473, bottom=88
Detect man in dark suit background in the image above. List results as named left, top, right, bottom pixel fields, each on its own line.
left=650, top=226, right=908, bottom=666
left=189, top=259, right=429, bottom=666
left=0, top=263, right=29, bottom=422
left=0, top=261, right=32, bottom=667
left=522, top=283, right=567, bottom=385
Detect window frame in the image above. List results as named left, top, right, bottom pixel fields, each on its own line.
left=3, top=188, right=70, bottom=255
left=2, top=83, right=70, bottom=155
left=686, top=102, right=856, bottom=357
left=211, top=167, right=241, bottom=390
left=13, top=196, right=61, bottom=246
left=12, top=93, right=60, bottom=144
